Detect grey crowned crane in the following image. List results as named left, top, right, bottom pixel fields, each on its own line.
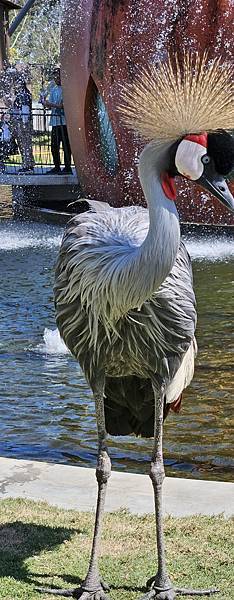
left=52, top=54, right=234, bottom=599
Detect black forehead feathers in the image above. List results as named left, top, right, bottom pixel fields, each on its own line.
left=207, top=130, right=234, bottom=176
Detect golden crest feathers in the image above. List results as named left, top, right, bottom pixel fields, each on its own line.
left=118, top=53, right=234, bottom=142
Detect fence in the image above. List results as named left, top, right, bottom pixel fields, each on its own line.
left=0, top=106, right=72, bottom=174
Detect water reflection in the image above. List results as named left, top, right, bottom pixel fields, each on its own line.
left=0, top=220, right=233, bottom=481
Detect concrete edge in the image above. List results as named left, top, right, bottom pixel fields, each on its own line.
left=0, top=457, right=233, bottom=517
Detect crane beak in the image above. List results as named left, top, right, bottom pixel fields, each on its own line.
left=197, top=169, right=234, bottom=213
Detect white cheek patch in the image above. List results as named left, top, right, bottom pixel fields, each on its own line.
left=175, top=140, right=206, bottom=180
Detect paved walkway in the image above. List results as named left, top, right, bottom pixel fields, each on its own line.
left=0, top=457, right=233, bottom=517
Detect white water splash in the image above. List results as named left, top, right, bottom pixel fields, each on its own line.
left=184, top=237, right=234, bottom=261
left=36, top=328, right=70, bottom=355
left=0, top=221, right=233, bottom=261
left=0, top=223, right=62, bottom=250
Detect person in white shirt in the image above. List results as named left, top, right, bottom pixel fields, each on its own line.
left=42, top=67, right=72, bottom=174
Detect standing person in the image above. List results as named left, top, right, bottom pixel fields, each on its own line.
left=42, top=67, right=72, bottom=174
left=10, top=77, right=34, bottom=174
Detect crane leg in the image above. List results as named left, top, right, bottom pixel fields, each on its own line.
left=139, top=385, right=175, bottom=600
left=38, top=376, right=111, bottom=599
left=139, top=385, right=219, bottom=600
left=78, top=377, right=111, bottom=599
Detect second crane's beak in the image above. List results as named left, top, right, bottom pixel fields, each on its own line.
left=197, top=165, right=234, bottom=213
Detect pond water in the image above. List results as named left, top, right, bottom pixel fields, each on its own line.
left=0, top=219, right=233, bottom=482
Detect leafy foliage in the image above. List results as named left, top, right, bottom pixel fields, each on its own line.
left=9, top=0, right=61, bottom=88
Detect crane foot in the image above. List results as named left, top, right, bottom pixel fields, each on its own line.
left=140, top=580, right=220, bottom=599
left=37, top=580, right=110, bottom=599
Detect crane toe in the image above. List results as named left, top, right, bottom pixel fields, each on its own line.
left=139, top=584, right=220, bottom=599
left=38, top=585, right=110, bottom=599
left=71, top=589, right=110, bottom=599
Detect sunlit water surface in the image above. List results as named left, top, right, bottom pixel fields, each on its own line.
left=0, top=220, right=233, bottom=481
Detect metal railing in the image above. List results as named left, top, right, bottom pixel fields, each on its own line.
left=0, top=106, right=73, bottom=174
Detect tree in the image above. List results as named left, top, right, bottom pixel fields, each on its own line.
left=9, top=0, right=61, bottom=92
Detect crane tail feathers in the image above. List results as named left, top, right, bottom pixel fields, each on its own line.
left=104, top=376, right=184, bottom=437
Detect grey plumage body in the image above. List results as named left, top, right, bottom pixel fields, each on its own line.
left=55, top=198, right=197, bottom=436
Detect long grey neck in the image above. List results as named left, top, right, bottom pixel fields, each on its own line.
left=127, top=141, right=181, bottom=309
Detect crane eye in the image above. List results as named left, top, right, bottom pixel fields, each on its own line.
left=201, top=154, right=210, bottom=164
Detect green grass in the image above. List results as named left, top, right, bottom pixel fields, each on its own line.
left=0, top=499, right=233, bottom=599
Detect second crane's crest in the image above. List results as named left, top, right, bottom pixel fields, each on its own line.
left=119, top=53, right=234, bottom=143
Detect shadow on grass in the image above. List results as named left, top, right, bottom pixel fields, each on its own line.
left=0, top=521, right=78, bottom=583
left=0, top=521, right=145, bottom=595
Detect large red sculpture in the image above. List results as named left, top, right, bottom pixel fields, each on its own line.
left=61, top=0, right=234, bottom=226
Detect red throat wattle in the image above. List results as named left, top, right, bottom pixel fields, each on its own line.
left=161, top=172, right=177, bottom=201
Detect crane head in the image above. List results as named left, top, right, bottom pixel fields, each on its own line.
left=169, top=130, right=234, bottom=213
left=119, top=53, right=234, bottom=212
